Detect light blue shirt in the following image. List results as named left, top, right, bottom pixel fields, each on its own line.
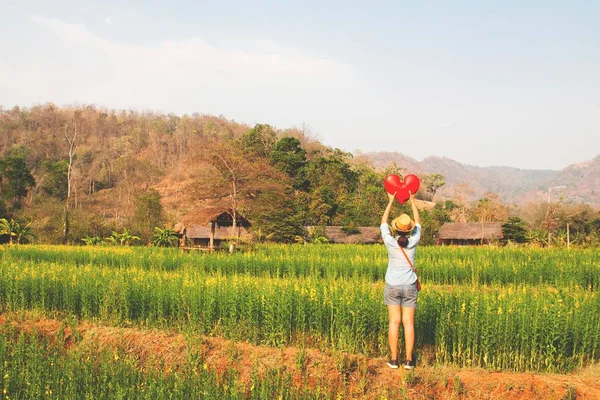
left=381, top=222, right=421, bottom=286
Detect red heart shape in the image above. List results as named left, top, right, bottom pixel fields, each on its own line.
left=404, top=174, right=420, bottom=195
left=383, top=174, right=420, bottom=204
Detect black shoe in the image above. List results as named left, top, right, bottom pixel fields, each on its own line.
left=403, top=359, right=415, bottom=370
left=387, top=359, right=399, bottom=369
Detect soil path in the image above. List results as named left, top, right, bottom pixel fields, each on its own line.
left=1, top=314, right=599, bottom=399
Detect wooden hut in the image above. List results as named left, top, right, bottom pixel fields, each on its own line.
left=175, top=206, right=251, bottom=250
left=436, top=222, right=503, bottom=245
left=306, top=226, right=381, bottom=244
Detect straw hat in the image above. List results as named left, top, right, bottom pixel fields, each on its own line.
left=391, top=214, right=415, bottom=234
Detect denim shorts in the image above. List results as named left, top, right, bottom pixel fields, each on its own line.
left=384, top=282, right=418, bottom=308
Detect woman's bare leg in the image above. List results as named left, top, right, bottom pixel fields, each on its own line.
left=387, top=305, right=402, bottom=360
left=401, top=306, right=415, bottom=361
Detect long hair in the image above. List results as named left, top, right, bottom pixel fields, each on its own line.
left=396, top=233, right=409, bottom=248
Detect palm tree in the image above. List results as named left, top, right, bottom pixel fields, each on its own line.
left=0, top=218, right=34, bottom=244
left=0, top=218, right=17, bottom=244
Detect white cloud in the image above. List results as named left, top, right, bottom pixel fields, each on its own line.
left=105, top=16, right=112, bottom=24
left=10, top=15, right=357, bottom=115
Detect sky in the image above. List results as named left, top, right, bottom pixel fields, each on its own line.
left=0, top=0, right=599, bottom=170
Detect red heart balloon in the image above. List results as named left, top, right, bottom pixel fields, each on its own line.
left=383, top=174, right=420, bottom=204
left=404, top=174, right=420, bottom=195
left=383, top=174, right=402, bottom=195
left=396, top=189, right=410, bottom=204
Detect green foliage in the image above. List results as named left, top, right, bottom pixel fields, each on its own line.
left=81, top=236, right=104, bottom=246
left=105, top=229, right=140, bottom=246
left=341, top=165, right=387, bottom=227
left=0, top=147, right=35, bottom=208
left=422, top=173, right=445, bottom=198
left=306, top=226, right=329, bottom=243
left=0, top=217, right=34, bottom=244
left=151, top=227, right=178, bottom=247
left=67, top=209, right=112, bottom=244
left=303, top=149, right=359, bottom=226
left=130, top=189, right=165, bottom=243
left=0, top=330, right=321, bottom=399
left=1, top=245, right=599, bottom=373
left=0, top=218, right=16, bottom=243
left=502, top=217, right=529, bottom=244
left=249, top=228, right=275, bottom=243
left=0, top=197, right=7, bottom=220
left=270, top=136, right=308, bottom=190
left=527, top=229, right=548, bottom=247
left=238, top=123, right=276, bottom=158
left=40, top=160, right=69, bottom=199
left=340, top=224, right=361, bottom=235
left=247, top=187, right=305, bottom=243
left=2, top=105, right=599, bottom=248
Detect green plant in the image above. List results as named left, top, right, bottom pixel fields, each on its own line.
left=105, top=229, right=140, bottom=246
left=452, top=375, right=464, bottom=397
left=563, top=386, right=577, bottom=400
left=151, top=227, right=178, bottom=247
left=81, top=236, right=104, bottom=246
left=295, top=345, right=308, bottom=374
left=0, top=245, right=599, bottom=374
left=0, top=218, right=34, bottom=244
left=251, top=228, right=275, bottom=244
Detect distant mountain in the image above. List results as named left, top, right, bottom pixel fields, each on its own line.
left=548, top=156, right=600, bottom=207
left=362, top=152, right=600, bottom=208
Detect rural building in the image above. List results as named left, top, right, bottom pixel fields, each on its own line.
left=174, top=207, right=251, bottom=250
left=436, top=222, right=503, bottom=245
left=307, top=226, right=381, bottom=244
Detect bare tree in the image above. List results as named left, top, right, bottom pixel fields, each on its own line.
left=471, top=193, right=509, bottom=223
left=63, top=123, right=79, bottom=243
left=450, top=183, right=475, bottom=222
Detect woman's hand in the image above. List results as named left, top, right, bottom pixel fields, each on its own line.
left=388, top=191, right=396, bottom=202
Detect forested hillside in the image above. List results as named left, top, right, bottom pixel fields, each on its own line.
left=1, top=104, right=598, bottom=246
left=0, top=104, right=400, bottom=244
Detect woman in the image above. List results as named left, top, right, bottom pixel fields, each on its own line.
left=380, top=190, right=421, bottom=370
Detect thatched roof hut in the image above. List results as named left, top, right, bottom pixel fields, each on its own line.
left=437, top=222, right=503, bottom=245
left=178, top=205, right=250, bottom=228
left=307, top=226, right=381, bottom=244
left=185, top=225, right=251, bottom=241
left=175, top=204, right=251, bottom=250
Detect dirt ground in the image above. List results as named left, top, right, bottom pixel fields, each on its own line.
left=1, top=313, right=599, bottom=399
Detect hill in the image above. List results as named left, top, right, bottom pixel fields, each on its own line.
left=362, top=152, right=599, bottom=208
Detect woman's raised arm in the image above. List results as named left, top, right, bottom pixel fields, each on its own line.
left=381, top=192, right=396, bottom=224
left=409, top=192, right=421, bottom=225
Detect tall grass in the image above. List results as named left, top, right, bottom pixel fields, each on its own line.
left=0, top=330, right=332, bottom=399
left=2, top=245, right=598, bottom=288
left=1, top=257, right=598, bottom=372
